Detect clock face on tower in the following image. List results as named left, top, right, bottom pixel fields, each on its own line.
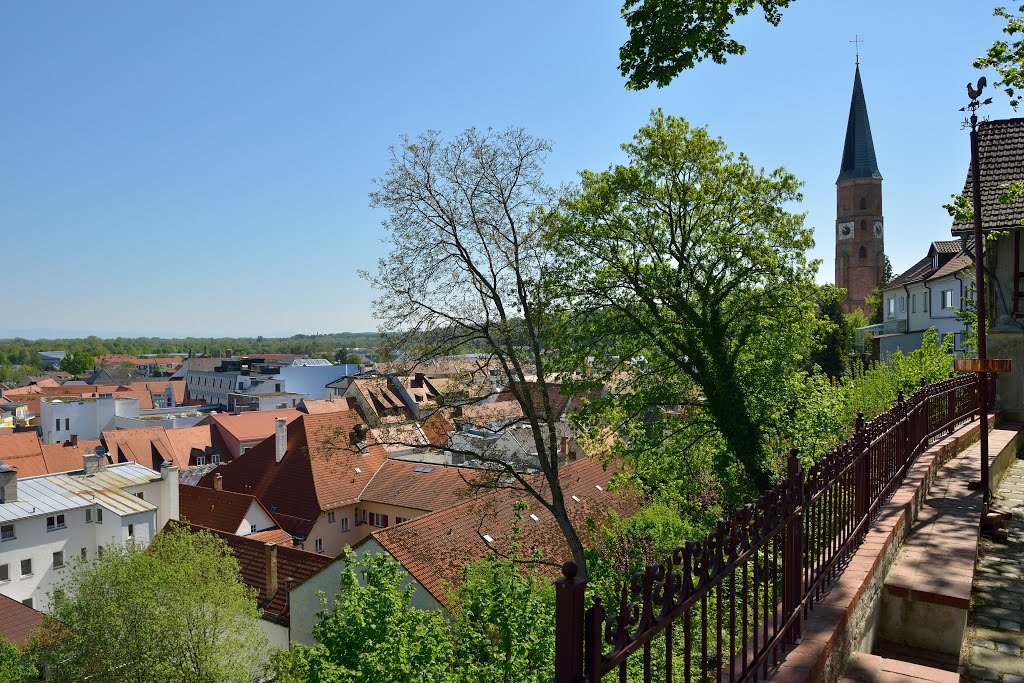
left=838, top=221, right=854, bottom=239
left=873, top=220, right=883, bottom=238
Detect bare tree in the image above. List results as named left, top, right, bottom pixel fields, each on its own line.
left=366, top=127, right=592, bottom=576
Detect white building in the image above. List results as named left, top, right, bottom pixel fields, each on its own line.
left=40, top=395, right=140, bottom=444
left=875, top=240, right=973, bottom=357
left=273, top=364, right=358, bottom=400
left=0, top=457, right=179, bottom=611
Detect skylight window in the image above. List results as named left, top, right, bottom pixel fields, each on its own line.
left=571, top=495, right=581, bottom=503
left=595, top=485, right=603, bottom=491
left=529, top=514, right=539, bottom=522
left=482, top=534, right=494, bottom=543
left=354, top=467, right=362, bottom=473
left=414, top=466, right=434, bottom=473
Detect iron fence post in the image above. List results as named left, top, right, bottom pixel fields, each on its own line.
left=855, top=412, right=869, bottom=537
left=555, top=561, right=587, bottom=683
left=783, top=448, right=803, bottom=644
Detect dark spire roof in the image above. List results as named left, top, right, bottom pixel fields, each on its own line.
left=838, top=65, right=882, bottom=182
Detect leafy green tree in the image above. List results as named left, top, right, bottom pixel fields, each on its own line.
left=33, top=524, right=266, bottom=683
left=272, top=549, right=454, bottom=683
left=547, top=110, right=818, bottom=495
left=0, top=636, right=36, bottom=683
left=809, top=285, right=852, bottom=378
left=449, top=557, right=555, bottom=683
left=59, top=351, right=94, bottom=375
left=619, top=0, right=795, bottom=89
left=976, top=5, right=1024, bottom=109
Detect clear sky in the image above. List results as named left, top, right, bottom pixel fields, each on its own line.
left=0, top=1, right=1012, bottom=338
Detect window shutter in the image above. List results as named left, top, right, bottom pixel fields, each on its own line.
left=383, top=515, right=389, bottom=527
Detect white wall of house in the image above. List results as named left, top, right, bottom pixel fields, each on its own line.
left=273, top=366, right=358, bottom=400
left=238, top=502, right=277, bottom=536
left=41, top=396, right=140, bottom=444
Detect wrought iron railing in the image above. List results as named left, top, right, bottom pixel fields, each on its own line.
left=554, top=373, right=986, bottom=683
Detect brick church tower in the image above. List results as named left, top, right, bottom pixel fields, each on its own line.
left=835, top=64, right=884, bottom=314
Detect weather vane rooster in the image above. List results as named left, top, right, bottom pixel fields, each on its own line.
left=967, top=77, right=990, bottom=103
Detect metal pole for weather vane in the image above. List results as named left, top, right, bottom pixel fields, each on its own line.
left=962, top=77, right=994, bottom=507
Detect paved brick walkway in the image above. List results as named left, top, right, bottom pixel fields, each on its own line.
left=964, top=458, right=1024, bottom=682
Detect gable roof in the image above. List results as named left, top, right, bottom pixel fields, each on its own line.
left=952, top=117, right=1024, bottom=233
left=299, top=398, right=353, bottom=415
left=39, top=440, right=104, bottom=474
left=209, top=409, right=303, bottom=443
left=102, top=425, right=226, bottom=470
left=359, top=460, right=479, bottom=513
left=838, top=65, right=882, bottom=182
left=178, top=484, right=273, bottom=534
left=0, top=433, right=104, bottom=477
left=884, top=240, right=971, bottom=290
left=0, top=593, right=45, bottom=648
left=198, top=410, right=388, bottom=535
left=172, top=522, right=331, bottom=626
left=368, top=458, right=639, bottom=608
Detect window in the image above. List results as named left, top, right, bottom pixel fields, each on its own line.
left=396, top=517, right=410, bottom=524
left=942, top=289, right=954, bottom=309
left=369, top=512, right=388, bottom=528
left=340, top=517, right=349, bottom=532
left=0, top=564, right=8, bottom=582
left=859, top=245, right=867, bottom=258
left=196, top=455, right=206, bottom=466
left=327, top=511, right=336, bottom=523
left=211, top=454, right=221, bottom=465
left=860, top=197, right=867, bottom=210
left=314, top=538, right=324, bottom=553
left=53, top=551, right=64, bottom=568
left=911, top=294, right=916, bottom=314
left=21, top=559, right=32, bottom=576
left=85, top=509, right=92, bottom=523
left=899, top=296, right=905, bottom=313
left=80, top=548, right=87, bottom=560
left=250, top=524, right=257, bottom=534
left=65, top=418, right=70, bottom=431
left=924, top=294, right=929, bottom=312
left=127, top=524, right=134, bottom=538
left=55, top=418, right=61, bottom=432
left=1, top=524, right=13, bottom=541
left=21, top=598, right=32, bottom=609
left=97, top=545, right=104, bottom=558
left=96, top=508, right=103, bottom=524
left=887, top=298, right=895, bottom=317
left=860, top=220, right=866, bottom=231
left=46, top=514, right=66, bottom=531
left=135, top=492, right=144, bottom=500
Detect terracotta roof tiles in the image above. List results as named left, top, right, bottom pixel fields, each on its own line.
left=0, top=593, right=45, bottom=648
left=178, top=484, right=272, bottom=534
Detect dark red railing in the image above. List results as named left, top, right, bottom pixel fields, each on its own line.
left=555, top=373, right=987, bottom=683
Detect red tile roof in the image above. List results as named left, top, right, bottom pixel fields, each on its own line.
left=126, top=380, right=186, bottom=406
left=421, top=410, right=455, bottom=448
left=103, top=425, right=226, bottom=470
left=173, top=522, right=331, bottom=626
left=369, top=458, right=639, bottom=608
left=209, top=409, right=303, bottom=443
left=199, top=410, right=388, bottom=535
left=0, top=593, right=45, bottom=648
left=39, top=440, right=103, bottom=473
left=360, top=460, right=480, bottom=513
left=0, top=432, right=49, bottom=476
left=179, top=484, right=272, bottom=534
left=299, top=398, right=352, bottom=415
left=249, top=528, right=295, bottom=545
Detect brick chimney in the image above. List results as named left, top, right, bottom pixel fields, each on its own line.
left=275, top=418, right=287, bottom=463
left=213, top=473, right=223, bottom=491
left=69, top=434, right=78, bottom=448
left=0, top=464, right=16, bottom=504
left=264, top=542, right=278, bottom=600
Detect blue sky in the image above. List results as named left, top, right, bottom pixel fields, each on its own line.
left=0, top=1, right=1012, bottom=337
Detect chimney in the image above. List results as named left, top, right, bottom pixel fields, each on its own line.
left=213, top=473, right=223, bottom=491
left=264, top=543, right=278, bottom=599
left=0, top=464, right=16, bottom=504
left=83, top=453, right=103, bottom=475
left=275, top=418, right=288, bottom=463
left=226, top=348, right=233, bottom=358
left=69, top=434, right=78, bottom=448
left=158, top=461, right=180, bottom=529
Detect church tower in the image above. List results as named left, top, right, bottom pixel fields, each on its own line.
left=835, top=64, right=884, bottom=314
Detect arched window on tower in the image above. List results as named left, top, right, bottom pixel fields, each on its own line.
left=861, top=219, right=866, bottom=231
left=860, top=197, right=867, bottom=210
left=859, top=246, right=867, bottom=258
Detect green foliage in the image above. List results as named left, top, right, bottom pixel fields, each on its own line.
left=548, top=109, right=818, bottom=495
left=0, top=636, right=36, bottom=683
left=975, top=4, right=1024, bottom=109
left=59, top=350, right=94, bottom=375
left=618, top=0, right=795, bottom=89
left=448, top=556, right=556, bottom=683
left=33, top=524, right=266, bottom=683
left=955, top=272, right=981, bottom=358
left=273, top=548, right=454, bottom=683
left=809, top=285, right=852, bottom=378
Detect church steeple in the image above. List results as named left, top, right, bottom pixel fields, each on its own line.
left=835, top=63, right=885, bottom=315
left=838, top=66, right=882, bottom=182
